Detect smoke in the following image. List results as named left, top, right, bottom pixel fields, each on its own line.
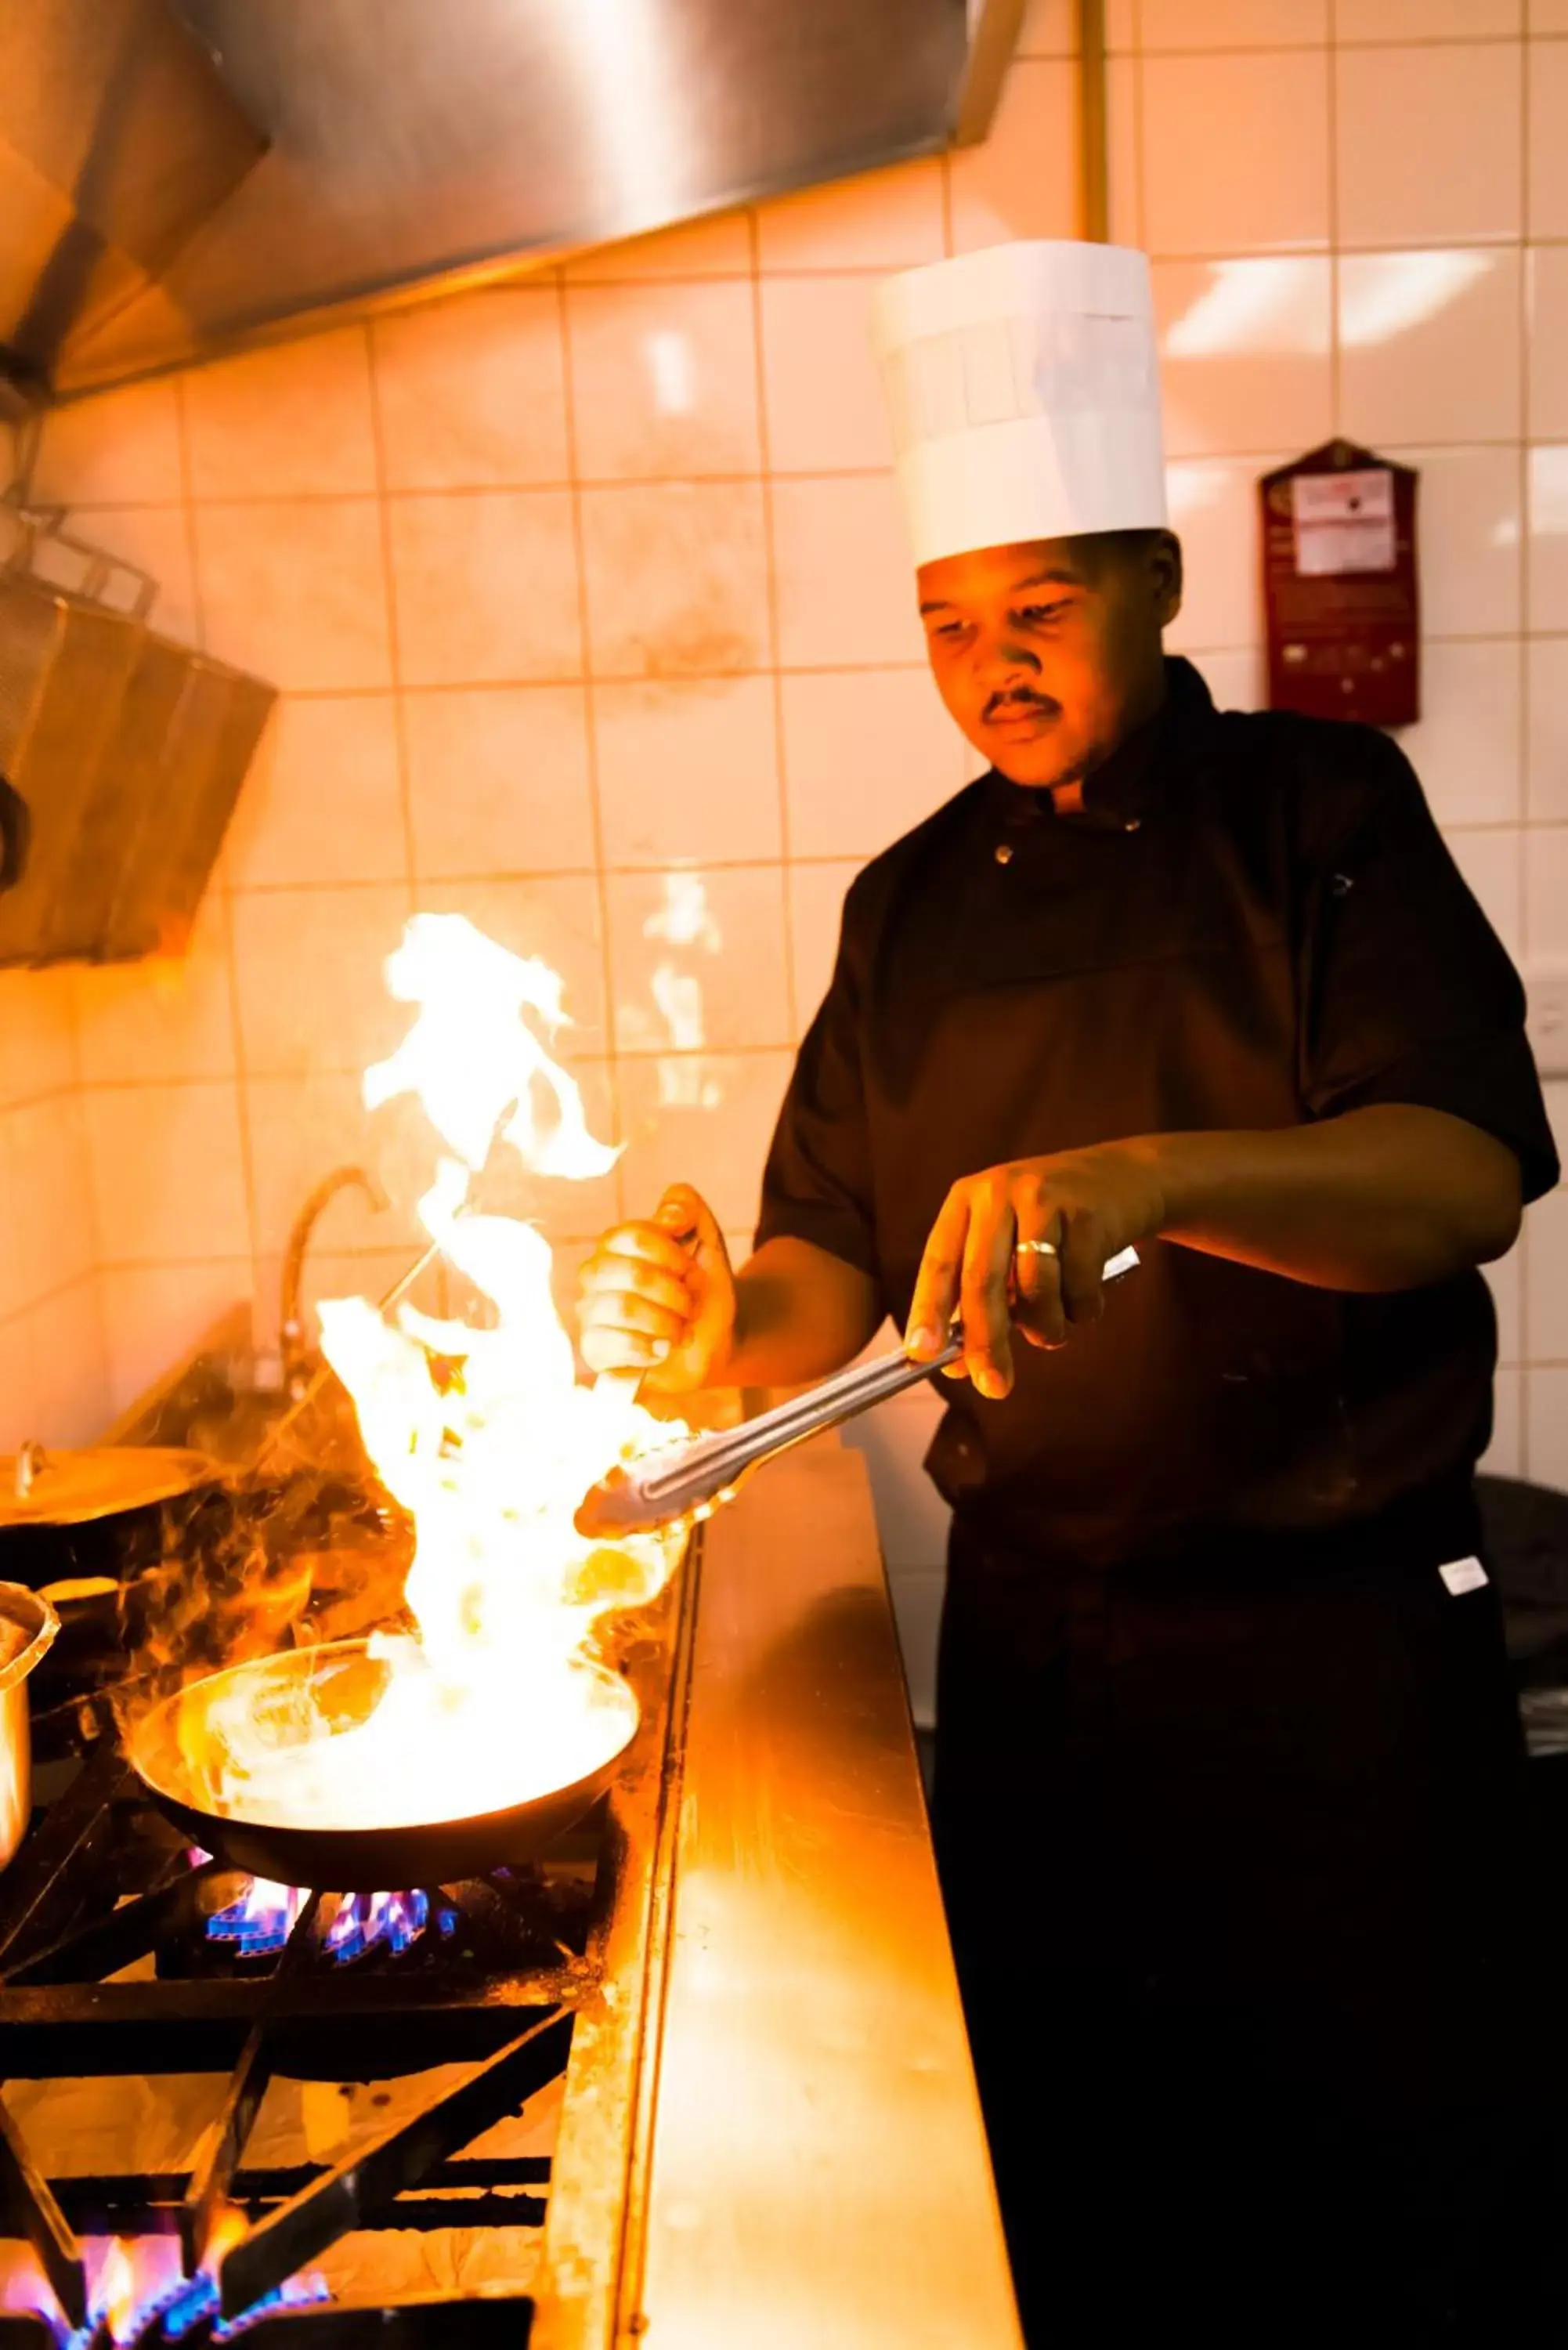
left=110, top=1381, right=417, bottom=1748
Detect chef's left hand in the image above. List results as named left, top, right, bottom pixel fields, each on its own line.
left=904, top=1144, right=1165, bottom=1399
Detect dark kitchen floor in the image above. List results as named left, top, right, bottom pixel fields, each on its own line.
left=915, top=1725, right=935, bottom=1802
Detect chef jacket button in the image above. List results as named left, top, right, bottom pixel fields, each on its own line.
left=1124, top=818, right=1142, bottom=833
left=994, top=842, right=1014, bottom=865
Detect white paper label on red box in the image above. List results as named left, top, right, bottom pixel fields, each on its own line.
left=1439, top=1556, right=1489, bottom=1596
left=1292, top=468, right=1396, bottom=577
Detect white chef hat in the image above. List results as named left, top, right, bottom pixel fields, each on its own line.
left=872, top=240, right=1168, bottom=569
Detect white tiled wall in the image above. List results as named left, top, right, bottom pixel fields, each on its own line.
left=1102, top=0, right=1568, bottom=1570
left=0, top=971, right=105, bottom=1449
left=16, top=99, right=1069, bottom=1488
left=3, top=0, right=1566, bottom=1725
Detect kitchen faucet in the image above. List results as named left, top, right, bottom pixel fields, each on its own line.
left=278, top=1165, right=388, bottom=1400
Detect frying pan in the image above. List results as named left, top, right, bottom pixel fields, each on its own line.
left=127, top=1639, right=638, bottom=1890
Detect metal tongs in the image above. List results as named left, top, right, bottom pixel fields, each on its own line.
left=574, top=1246, right=1139, bottom=1540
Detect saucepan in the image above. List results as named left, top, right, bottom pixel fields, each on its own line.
left=1, top=1441, right=222, bottom=1590
left=126, top=1637, right=638, bottom=1890
left=0, top=1583, right=59, bottom=1870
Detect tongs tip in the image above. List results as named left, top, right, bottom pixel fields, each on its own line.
left=573, top=1467, right=631, bottom=1541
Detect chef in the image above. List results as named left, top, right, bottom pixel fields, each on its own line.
left=576, top=241, right=1563, bottom=2340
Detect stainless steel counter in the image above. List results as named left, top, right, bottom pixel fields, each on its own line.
left=632, top=1437, right=1022, bottom=2348
left=96, top=1314, right=1020, bottom=2343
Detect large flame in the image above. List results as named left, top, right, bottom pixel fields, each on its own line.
left=201, top=915, right=684, bottom=1831
left=96, top=2239, right=137, bottom=2342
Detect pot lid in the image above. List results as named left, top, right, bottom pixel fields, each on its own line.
left=0, top=1444, right=220, bottom=1528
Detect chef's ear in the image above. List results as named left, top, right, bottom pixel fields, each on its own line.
left=1149, top=530, right=1183, bottom=630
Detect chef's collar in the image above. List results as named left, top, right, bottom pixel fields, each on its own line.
left=981, top=656, right=1215, bottom=832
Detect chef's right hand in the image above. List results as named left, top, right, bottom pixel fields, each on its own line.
left=576, top=1183, right=736, bottom=1395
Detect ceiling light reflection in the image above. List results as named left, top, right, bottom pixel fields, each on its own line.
left=646, top=329, right=695, bottom=417
left=652, top=963, right=706, bottom=1051
left=1164, top=259, right=1326, bottom=360
left=631, top=875, right=721, bottom=1057
left=645, top=872, right=721, bottom=953
left=1163, top=252, right=1490, bottom=365
left=569, top=0, right=690, bottom=224
left=1164, top=461, right=1230, bottom=522
left=657, top=1057, right=724, bottom=1111
left=1530, top=446, right=1568, bottom=538
left=1339, top=252, right=1491, bottom=348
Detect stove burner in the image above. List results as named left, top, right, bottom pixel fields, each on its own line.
left=0, top=2233, right=329, bottom=2348
left=126, top=2264, right=330, bottom=2345
left=199, top=1878, right=432, bottom=1968
left=202, top=1882, right=309, bottom=1961
left=320, top=1890, right=427, bottom=1965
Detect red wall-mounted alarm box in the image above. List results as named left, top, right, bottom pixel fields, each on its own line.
left=1259, top=437, right=1419, bottom=728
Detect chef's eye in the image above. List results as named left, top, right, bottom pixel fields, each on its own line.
left=1015, top=600, right=1069, bottom=627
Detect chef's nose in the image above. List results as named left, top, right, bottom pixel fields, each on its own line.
left=971, top=618, right=1041, bottom=675
left=972, top=634, right=1041, bottom=684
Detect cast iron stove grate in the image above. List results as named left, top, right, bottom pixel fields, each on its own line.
left=0, top=1560, right=693, bottom=2350
left=0, top=1742, right=601, bottom=2342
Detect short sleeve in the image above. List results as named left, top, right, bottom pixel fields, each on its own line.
left=755, top=895, right=883, bottom=1286
left=1299, top=729, right=1559, bottom=1204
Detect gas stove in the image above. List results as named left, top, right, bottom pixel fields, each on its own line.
left=0, top=1564, right=696, bottom=2349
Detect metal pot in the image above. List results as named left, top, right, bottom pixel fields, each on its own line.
left=0, top=1584, right=58, bottom=1867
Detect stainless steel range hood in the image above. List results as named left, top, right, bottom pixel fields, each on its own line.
left=4, top=0, right=1024, bottom=404
left=0, top=0, right=266, bottom=402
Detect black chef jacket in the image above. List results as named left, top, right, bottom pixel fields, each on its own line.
left=757, top=657, right=1559, bottom=1570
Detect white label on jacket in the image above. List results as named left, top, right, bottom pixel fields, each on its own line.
left=1440, top=1556, right=1488, bottom=1596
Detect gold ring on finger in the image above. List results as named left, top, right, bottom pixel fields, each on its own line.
left=1013, top=1238, right=1058, bottom=1259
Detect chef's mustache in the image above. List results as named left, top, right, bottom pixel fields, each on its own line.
left=983, top=690, right=1061, bottom=722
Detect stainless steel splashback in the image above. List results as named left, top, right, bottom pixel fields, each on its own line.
left=5, top=0, right=1023, bottom=401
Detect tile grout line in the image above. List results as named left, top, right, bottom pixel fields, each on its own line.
left=182, top=814, right=1568, bottom=896
left=1519, top=21, right=1536, bottom=1454
left=70, top=1043, right=847, bottom=1084
left=55, top=425, right=1568, bottom=526
left=361, top=316, right=437, bottom=1310
left=746, top=206, right=801, bottom=1045
left=209, top=853, right=952, bottom=893
left=1326, top=0, right=1342, bottom=436
left=175, top=367, right=266, bottom=1337
left=362, top=319, right=422, bottom=909
left=556, top=275, right=627, bottom=1217
left=0, top=1268, right=107, bottom=1340
left=142, top=628, right=1568, bottom=706
left=1139, top=33, right=1542, bottom=55
left=0, top=1076, right=92, bottom=1116
left=1131, top=0, right=1146, bottom=250
left=53, top=949, right=110, bottom=1403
